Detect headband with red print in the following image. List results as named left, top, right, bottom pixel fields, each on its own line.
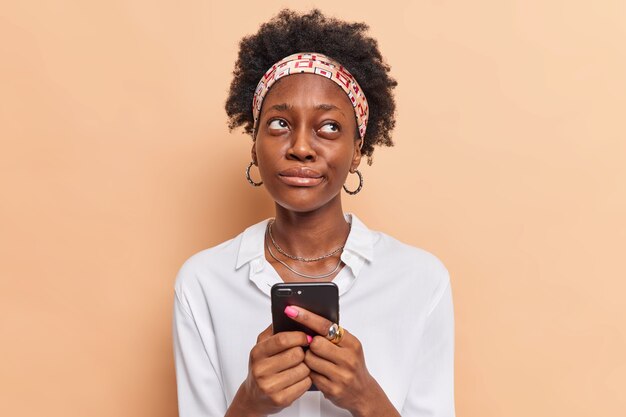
left=252, top=52, right=369, bottom=147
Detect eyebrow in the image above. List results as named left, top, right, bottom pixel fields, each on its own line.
left=315, top=103, right=345, bottom=115
left=268, top=103, right=291, bottom=112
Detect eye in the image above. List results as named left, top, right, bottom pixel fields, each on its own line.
left=268, top=119, right=289, bottom=131
left=318, top=122, right=340, bottom=134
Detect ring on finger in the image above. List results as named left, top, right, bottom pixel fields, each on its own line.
left=326, top=323, right=345, bottom=345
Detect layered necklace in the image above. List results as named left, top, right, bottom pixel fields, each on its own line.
left=265, top=219, right=349, bottom=279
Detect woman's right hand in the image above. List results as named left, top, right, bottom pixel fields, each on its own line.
left=226, top=324, right=312, bottom=417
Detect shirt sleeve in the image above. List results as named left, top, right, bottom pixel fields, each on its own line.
left=401, top=279, right=456, bottom=417
left=173, top=287, right=227, bottom=417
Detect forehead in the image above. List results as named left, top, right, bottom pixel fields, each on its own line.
left=261, top=73, right=354, bottom=111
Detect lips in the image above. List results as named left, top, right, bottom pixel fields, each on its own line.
left=278, top=167, right=324, bottom=187
left=279, top=167, right=322, bottom=178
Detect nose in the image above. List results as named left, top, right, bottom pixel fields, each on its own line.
left=287, top=126, right=316, bottom=162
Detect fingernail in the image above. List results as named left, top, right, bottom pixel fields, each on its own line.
left=284, top=306, right=299, bottom=318
left=306, top=335, right=313, bottom=344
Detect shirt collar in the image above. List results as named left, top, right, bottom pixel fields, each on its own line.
left=235, top=218, right=271, bottom=270
left=235, top=213, right=374, bottom=271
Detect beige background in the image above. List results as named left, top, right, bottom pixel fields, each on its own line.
left=1, top=1, right=625, bottom=416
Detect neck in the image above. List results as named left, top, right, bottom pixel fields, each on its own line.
left=270, top=198, right=350, bottom=259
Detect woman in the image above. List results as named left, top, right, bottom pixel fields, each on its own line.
left=173, top=9, right=455, bottom=417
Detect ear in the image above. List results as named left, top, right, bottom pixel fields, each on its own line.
left=350, top=139, right=363, bottom=173
left=251, top=142, right=258, bottom=165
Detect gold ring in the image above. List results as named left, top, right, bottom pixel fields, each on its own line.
left=326, top=323, right=345, bottom=345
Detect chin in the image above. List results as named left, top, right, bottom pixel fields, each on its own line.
left=271, top=189, right=342, bottom=214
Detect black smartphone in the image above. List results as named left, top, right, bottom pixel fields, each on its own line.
left=271, top=282, right=339, bottom=392
left=271, top=282, right=339, bottom=335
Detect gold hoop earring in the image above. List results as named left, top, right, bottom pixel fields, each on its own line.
left=246, top=161, right=263, bottom=187
left=343, top=170, right=363, bottom=195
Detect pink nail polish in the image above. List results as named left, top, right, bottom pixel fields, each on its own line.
left=306, top=335, right=313, bottom=344
left=284, top=306, right=299, bottom=318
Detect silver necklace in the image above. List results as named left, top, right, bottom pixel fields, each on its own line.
left=267, top=219, right=347, bottom=262
left=265, top=231, right=343, bottom=279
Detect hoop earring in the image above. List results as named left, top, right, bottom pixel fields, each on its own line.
left=343, top=170, right=363, bottom=195
left=246, top=161, right=263, bottom=187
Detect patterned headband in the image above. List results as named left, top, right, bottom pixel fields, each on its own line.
left=252, top=52, right=369, bottom=147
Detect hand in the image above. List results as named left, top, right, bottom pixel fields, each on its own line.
left=227, top=324, right=312, bottom=417
left=284, top=306, right=399, bottom=417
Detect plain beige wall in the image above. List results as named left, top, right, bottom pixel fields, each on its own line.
left=1, top=1, right=625, bottom=416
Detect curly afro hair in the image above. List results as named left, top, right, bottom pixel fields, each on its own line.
left=225, top=9, right=397, bottom=165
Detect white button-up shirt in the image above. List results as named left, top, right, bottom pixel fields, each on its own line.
left=173, top=214, right=455, bottom=416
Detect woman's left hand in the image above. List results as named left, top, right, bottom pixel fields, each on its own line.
left=284, top=306, right=400, bottom=417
